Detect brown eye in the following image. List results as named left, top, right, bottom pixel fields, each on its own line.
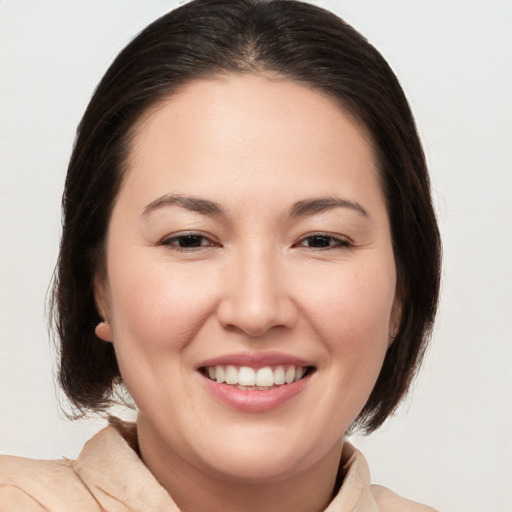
left=296, top=234, right=351, bottom=250
left=173, top=234, right=207, bottom=248
left=304, top=235, right=333, bottom=248
left=160, top=232, right=217, bottom=250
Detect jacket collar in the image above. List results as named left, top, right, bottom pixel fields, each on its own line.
left=73, top=419, right=378, bottom=511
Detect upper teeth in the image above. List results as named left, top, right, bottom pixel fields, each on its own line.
left=206, top=365, right=306, bottom=387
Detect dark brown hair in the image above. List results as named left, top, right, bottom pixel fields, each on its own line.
left=51, top=0, right=441, bottom=433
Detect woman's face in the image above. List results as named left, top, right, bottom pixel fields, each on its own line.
left=96, top=74, right=399, bottom=482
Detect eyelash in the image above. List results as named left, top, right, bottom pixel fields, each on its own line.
left=294, top=233, right=352, bottom=250
left=159, top=231, right=352, bottom=252
left=159, top=232, right=220, bottom=251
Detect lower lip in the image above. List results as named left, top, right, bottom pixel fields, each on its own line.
left=201, top=374, right=309, bottom=413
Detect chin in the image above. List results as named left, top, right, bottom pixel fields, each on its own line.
left=194, top=426, right=336, bottom=484
left=204, top=450, right=310, bottom=484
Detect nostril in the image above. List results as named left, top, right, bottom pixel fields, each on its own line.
left=217, top=296, right=298, bottom=337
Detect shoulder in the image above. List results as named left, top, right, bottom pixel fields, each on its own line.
left=0, top=454, right=102, bottom=512
left=371, top=484, right=440, bottom=512
left=332, top=442, right=440, bottom=512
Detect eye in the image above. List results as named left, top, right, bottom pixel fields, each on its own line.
left=295, top=233, right=351, bottom=250
left=160, top=232, right=219, bottom=250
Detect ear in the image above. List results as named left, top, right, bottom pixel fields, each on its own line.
left=388, top=296, right=403, bottom=346
left=95, top=321, right=113, bottom=342
left=93, top=272, right=113, bottom=343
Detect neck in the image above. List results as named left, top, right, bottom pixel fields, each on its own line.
left=137, top=419, right=344, bottom=512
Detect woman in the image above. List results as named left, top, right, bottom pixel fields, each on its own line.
left=0, top=0, right=441, bottom=510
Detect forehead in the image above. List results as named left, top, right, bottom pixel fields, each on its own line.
left=121, top=74, right=382, bottom=211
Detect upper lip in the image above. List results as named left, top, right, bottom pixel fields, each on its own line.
left=197, top=351, right=313, bottom=370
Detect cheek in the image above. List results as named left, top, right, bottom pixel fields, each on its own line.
left=301, top=257, right=396, bottom=417
left=304, top=261, right=396, bottom=349
left=308, top=266, right=394, bottom=423
left=104, top=256, right=219, bottom=412
left=107, top=253, right=217, bottom=354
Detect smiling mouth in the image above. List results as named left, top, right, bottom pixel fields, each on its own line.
left=200, top=364, right=314, bottom=390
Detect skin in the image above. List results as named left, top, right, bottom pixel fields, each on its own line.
left=95, top=74, right=400, bottom=512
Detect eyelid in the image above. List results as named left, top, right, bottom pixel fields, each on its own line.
left=159, top=230, right=221, bottom=249
left=294, top=232, right=354, bottom=249
left=157, top=230, right=352, bottom=251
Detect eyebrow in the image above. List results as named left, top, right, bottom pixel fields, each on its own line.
left=142, top=194, right=225, bottom=217
left=142, top=194, right=368, bottom=219
left=290, top=197, right=369, bottom=218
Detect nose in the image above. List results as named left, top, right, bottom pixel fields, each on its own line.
left=216, top=248, right=298, bottom=338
